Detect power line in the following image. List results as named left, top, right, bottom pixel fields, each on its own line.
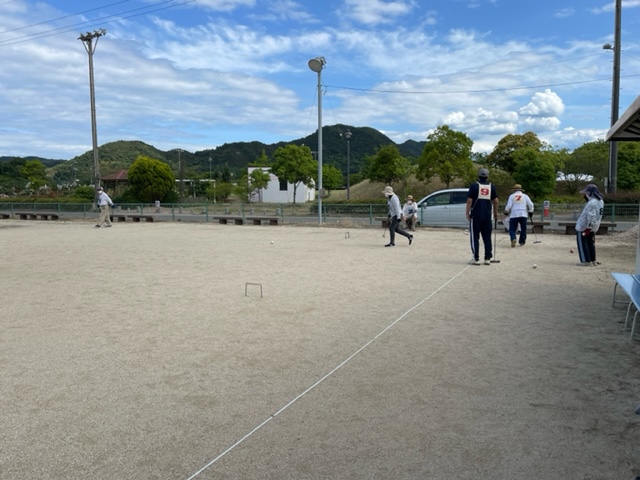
left=0, top=0, right=195, bottom=47
left=0, top=1, right=129, bottom=35
left=325, top=72, right=640, bottom=96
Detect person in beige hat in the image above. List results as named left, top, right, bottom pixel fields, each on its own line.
left=402, top=195, right=418, bottom=231
left=504, top=184, right=534, bottom=247
left=383, top=186, right=413, bottom=247
left=575, top=184, right=604, bottom=266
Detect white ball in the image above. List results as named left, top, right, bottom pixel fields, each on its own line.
left=271, top=241, right=274, bottom=244
left=533, top=264, right=537, bottom=269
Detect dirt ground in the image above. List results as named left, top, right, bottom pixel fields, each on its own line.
left=1, top=219, right=639, bottom=480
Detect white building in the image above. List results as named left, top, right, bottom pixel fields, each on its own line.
left=248, top=167, right=316, bottom=204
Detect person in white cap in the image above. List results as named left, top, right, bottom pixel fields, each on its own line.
left=402, top=195, right=418, bottom=231
left=96, top=186, right=114, bottom=228
left=383, top=186, right=413, bottom=247
left=575, top=184, right=604, bottom=266
left=504, top=183, right=534, bottom=247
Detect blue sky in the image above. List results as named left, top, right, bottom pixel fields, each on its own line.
left=0, top=0, right=639, bottom=160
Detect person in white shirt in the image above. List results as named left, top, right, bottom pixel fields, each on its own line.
left=383, top=186, right=413, bottom=247
left=575, top=184, right=604, bottom=266
left=96, top=186, right=114, bottom=228
left=504, top=184, right=534, bottom=247
left=402, top=195, right=418, bottom=231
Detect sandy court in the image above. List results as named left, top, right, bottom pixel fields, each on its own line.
left=1, top=219, right=639, bottom=480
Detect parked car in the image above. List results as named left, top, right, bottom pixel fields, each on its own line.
left=416, top=188, right=469, bottom=227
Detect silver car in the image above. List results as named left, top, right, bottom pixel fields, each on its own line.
left=416, top=188, right=469, bottom=227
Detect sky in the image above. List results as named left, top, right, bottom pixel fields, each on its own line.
left=1, top=0, right=639, bottom=160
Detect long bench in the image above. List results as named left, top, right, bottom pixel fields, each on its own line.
left=110, top=214, right=128, bottom=222
left=0, top=213, right=10, bottom=219
left=213, top=215, right=244, bottom=225
left=126, top=214, right=154, bottom=223
left=499, top=219, right=551, bottom=233
left=611, top=272, right=640, bottom=340
left=14, top=211, right=60, bottom=221
left=375, top=216, right=390, bottom=229
left=246, top=216, right=281, bottom=226
left=558, top=221, right=617, bottom=235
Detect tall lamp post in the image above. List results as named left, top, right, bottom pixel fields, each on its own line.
left=603, top=0, right=622, bottom=194
left=308, top=56, right=326, bottom=225
left=78, top=28, right=107, bottom=189
left=344, top=129, right=352, bottom=201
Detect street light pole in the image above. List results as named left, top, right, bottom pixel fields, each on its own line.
left=308, top=56, right=326, bottom=225
left=78, top=29, right=106, bottom=189
left=345, top=129, right=352, bottom=201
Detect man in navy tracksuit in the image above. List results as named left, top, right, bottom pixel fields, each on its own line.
left=465, top=169, right=499, bottom=265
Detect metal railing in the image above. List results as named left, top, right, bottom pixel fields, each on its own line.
left=0, top=202, right=637, bottom=226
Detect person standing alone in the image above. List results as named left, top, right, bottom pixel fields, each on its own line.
left=465, top=168, right=498, bottom=265
left=96, top=186, right=114, bottom=228
left=504, top=184, right=534, bottom=247
left=383, top=186, right=413, bottom=247
left=575, top=184, right=604, bottom=266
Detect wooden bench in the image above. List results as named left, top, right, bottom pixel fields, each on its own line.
left=0, top=213, right=10, bottom=219
left=126, top=214, right=154, bottom=223
left=375, top=216, right=390, bottom=229
left=558, top=221, right=617, bottom=235
left=499, top=219, right=550, bottom=233
left=110, top=214, right=128, bottom=222
left=246, top=216, right=281, bottom=226
left=213, top=215, right=244, bottom=225
left=611, top=272, right=640, bottom=340
left=14, top=211, right=60, bottom=220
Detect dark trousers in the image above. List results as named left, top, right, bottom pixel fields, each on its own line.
left=469, top=217, right=492, bottom=260
left=389, top=216, right=411, bottom=244
left=577, top=231, right=596, bottom=263
left=509, top=216, right=528, bottom=245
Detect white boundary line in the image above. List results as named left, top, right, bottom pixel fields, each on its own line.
left=185, top=266, right=471, bottom=479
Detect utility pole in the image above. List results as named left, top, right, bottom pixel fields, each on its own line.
left=177, top=149, right=184, bottom=201
left=610, top=0, right=622, bottom=194
left=78, top=29, right=106, bottom=190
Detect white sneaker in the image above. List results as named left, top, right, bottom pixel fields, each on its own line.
left=468, top=258, right=480, bottom=265
left=484, top=259, right=491, bottom=265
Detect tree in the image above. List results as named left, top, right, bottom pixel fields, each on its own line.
left=617, top=142, right=640, bottom=191
left=270, top=144, right=316, bottom=204
left=127, top=155, right=175, bottom=203
left=512, top=148, right=556, bottom=200
left=488, top=132, right=543, bottom=174
left=364, top=144, right=408, bottom=186
left=21, top=160, right=48, bottom=192
left=322, top=164, right=343, bottom=193
left=416, top=125, right=475, bottom=188
left=556, top=142, right=605, bottom=194
left=235, top=168, right=271, bottom=202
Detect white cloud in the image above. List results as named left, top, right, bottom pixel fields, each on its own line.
left=343, top=0, right=416, bottom=25
left=590, top=0, right=640, bottom=14
left=519, top=89, right=565, bottom=117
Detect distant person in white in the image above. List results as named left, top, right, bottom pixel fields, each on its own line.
left=96, top=187, right=114, bottom=228
left=504, top=184, right=534, bottom=247
left=402, top=195, right=418, bottom=231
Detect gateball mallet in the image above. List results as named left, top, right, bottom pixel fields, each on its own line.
left=529, top=212, right=542, bottom=244
left=490, top=218, right=501, bottom=263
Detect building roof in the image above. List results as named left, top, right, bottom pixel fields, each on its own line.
left=606, top=94, right=640, bottom=141
left=102, top=170, right=128, bottom=180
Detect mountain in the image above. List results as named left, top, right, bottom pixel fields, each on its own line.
left=38, top=125, right=426, bottom=184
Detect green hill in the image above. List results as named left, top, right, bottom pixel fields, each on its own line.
left=27, top=125, right=426, bottom=185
